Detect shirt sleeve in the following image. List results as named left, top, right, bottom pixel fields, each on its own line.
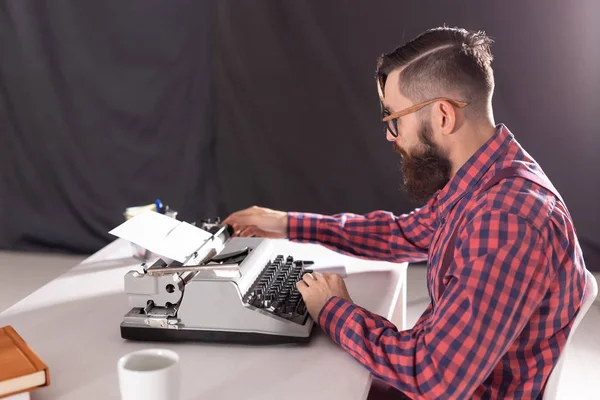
left=286, top=197, right=438, bottom=263
left=317, top=210, right=553, bottom=399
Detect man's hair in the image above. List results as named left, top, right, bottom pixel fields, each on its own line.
left=376, top=26, right=495, bottom=118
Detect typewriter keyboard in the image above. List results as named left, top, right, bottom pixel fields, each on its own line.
left=243, top=255, right=314, bottom=325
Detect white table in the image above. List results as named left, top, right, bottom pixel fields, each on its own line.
left=0, top=239, right=407, bottom=400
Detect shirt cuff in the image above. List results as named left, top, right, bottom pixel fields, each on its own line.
left=287, top=212, right=322, bottom=242
left=317, top=296, right=358, bottom=345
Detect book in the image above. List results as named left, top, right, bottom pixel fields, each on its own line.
left=0, top=326, right=49, bottom=399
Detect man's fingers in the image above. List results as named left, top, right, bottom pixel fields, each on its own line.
left=238, top=226, right=255, bottom=237
left=232, top=223, right=257, bottom=237
left=232, top=223, right=244, bottom=236
left=222, top=211, right=243, bottom=225
left=222, top=207, right=255, bottom=225
left=225, top=216, right=250, bottom=227
left=255, top=229, right=284, bottom=239
left=231, top=227, right=282, bottom=239
left=296, top=280, right=308, bottom=294
left=302, top=272, right=316, bottom=285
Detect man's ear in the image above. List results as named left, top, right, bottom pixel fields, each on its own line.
left=437, top=101, right=457, bottom=135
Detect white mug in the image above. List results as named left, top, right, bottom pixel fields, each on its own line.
left=117, top=348, right=180, bottom=400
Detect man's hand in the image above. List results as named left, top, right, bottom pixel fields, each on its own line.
left=222, top=206, right=288, bottom=238
left=296, top=272, right=353, bottom=322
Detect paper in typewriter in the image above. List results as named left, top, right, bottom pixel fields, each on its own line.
left=109, top=210, right=213, bottom=262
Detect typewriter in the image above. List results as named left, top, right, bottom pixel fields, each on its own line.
left=120, top=220, right=317, bottom=344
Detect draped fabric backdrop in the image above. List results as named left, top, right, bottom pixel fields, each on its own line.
left=0, top=0, right=218, bottom=253
left=1, top=0, right=599, bottom=270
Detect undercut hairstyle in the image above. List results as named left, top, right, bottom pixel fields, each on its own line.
left=376, top=26, right=495, bottom=119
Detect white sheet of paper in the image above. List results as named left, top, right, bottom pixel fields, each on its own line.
left=158, top=221, right=214, bottom=262
left=109, top=211, right=212, bottom=262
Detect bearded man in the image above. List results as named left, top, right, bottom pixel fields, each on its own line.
left=223, top=26, right=587, bottom=399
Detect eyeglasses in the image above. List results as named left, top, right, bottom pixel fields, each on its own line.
left=381, top=97, right=468, bottom=137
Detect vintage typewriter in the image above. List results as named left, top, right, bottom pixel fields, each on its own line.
left=120, top=219, right=317, bottom=344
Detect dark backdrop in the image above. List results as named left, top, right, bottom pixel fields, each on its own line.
left=1, top=0, right=599, bottom=270
left=0, top=0, right=217, bottom=253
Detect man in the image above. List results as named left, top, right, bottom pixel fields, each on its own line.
left=223, top=26, right=587, bottom=399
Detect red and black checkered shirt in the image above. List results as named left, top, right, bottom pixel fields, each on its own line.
left=287, top=124, right=587, bottom=399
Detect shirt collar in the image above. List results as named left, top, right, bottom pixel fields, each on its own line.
left=434, top=123, right=514, bottom=218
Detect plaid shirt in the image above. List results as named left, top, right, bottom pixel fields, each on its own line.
left=287, top=124, right=587, bottom=399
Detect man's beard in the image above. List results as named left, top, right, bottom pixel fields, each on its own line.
left=393, top=121, right=452, bottom=204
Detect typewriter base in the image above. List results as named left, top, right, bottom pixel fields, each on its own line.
left=120, top=325, right=314, bottom=345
